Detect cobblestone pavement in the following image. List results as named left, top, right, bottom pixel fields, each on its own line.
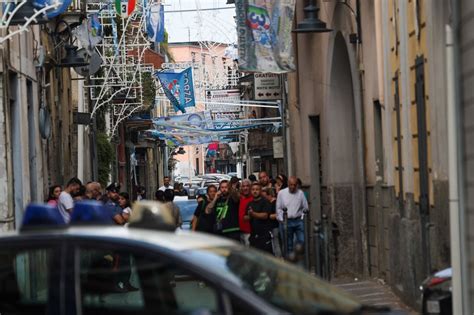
left=333, top=278, right=419, bottom=314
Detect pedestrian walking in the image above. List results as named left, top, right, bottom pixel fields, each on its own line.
left=57, top=178, right=82, bottom=223
left=118, top=192, right=132, bottom=223
left=248, top=174, right=257, bottom=183
left=230, top=176, right=240, bottom=191
left=136, top=186, right=146, bottom=201
left=262, top=187, right=282, bottom=257
left=258, top=171, right=272, bottom=190
left=276, top=176, right=309, bottom=255
left=192, top=185, right=217, bottom=233
left=164, top=189, right=182, bottom=228
left=238, top=179, right=253, bottom=246
left=46, top=185, right=62, bottom=207
left=85, top=182, right=102, bottom=201
left=73, top=185, right=87, bottom=201
left=179, top=183, right=188, bottom=196
left=159, top=176, right=172, bottom=191
left=205, top=180, right=241, bottom=241
left=155, top=189, right=165, bottom=202
left=173, top=182, right=181, bottom=196
left=245, top=183, right=273, bottom=254
left=275, top=174, right=288, bottom=194
left=103, top=183, right=125, bottom=225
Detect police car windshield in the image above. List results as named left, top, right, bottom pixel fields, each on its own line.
left=185, top=247, right=361, bottom=315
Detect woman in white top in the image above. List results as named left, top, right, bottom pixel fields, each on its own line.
left=118, top=192, right=132, bottom=223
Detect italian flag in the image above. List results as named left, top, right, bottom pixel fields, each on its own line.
left=115, top=0, right=136, bottom=16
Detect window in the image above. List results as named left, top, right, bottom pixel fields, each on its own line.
left=78, top=247, right=222, bottom=315
left=0, top=247, right=57, bottom=314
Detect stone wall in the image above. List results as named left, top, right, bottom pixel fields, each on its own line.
left=365, top=183, right=450, bottom=308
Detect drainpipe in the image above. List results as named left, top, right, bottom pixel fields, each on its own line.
left=77, top=76, right=84, bottom=181
left=280, top=75, right=293, bottom=176
left=446, top=0, right=469, bottom=313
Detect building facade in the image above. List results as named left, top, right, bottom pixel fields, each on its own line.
left=289, top=0, right=450, bottom=306
left=0, top=3, right=88, bottom=231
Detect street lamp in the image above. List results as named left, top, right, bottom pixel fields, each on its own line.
left=293, top=0, right=332, bottom=33
left=58, top=44, right=89, bottom=67
left=54, top=20, right=89, bottom=68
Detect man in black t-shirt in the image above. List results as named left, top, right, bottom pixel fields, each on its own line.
left=245, top=183, right=273, bottom=254
left=262, top=187, right=282, bottom=257
left=205, top=180, right=240, bottom=241
left=192, top=185, right=217, bottom=233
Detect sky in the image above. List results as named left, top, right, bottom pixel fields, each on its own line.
left=164, top=0, right=237, bottom=44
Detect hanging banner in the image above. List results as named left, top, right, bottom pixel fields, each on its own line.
left=146, top=2, right=165, bottom=43
left=72, top=15, right=103, bottom=53
left=111, top=16, right=120, bottom=57
left=155, top=68, right=196, bottom=114
left=151, top=111, right=215, bottom=145
left=235, top=0, right=296, bottom=73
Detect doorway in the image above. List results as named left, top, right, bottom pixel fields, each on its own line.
left=326, top=33, right=364, bottom=275
left=9, top=73, right=24, bottom=226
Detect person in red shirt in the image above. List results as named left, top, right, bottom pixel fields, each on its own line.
left=239, top=179, right=253, bottom=246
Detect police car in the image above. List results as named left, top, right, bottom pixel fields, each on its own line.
left=0, top=201, right=393, bottom=315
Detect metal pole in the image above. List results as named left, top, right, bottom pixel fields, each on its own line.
left=322, top=214, right=330, bottom=280
left=90, top=117, right=98, bottom=181
left=314, top=220, right=321, bottom=277
left=303, top=208, right=310, bottom=270
left=282, top=208, right=288, bottom=258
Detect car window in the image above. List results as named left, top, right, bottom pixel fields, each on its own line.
left=185, top=247, right=362, bottom=315
left=0, top=247, right=57, bottom=315
left=78, top=246, right=221, bottom=315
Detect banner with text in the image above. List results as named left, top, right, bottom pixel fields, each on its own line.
left=235, top=0, right=296, bottom=73
left=155, top=68, right=196, bottom=114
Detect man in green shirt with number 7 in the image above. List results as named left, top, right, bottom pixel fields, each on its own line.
left=205, top=180, right=241, bottom=241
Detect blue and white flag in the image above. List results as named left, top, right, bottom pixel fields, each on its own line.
left=111, top=16, right=120, bottom=57
left=146, top=2, right=165, bottom=43
left=33, top=0, right=73, bottom=19
left=155, top=68, right=195, bottom=114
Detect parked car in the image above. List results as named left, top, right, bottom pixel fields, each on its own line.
left=174, top=196, right=198, bottom=230
left=175, top=176, right=190, bottom=183
left=201, top=173, right=231, bottom=181
left=420, top=267, right=452, bottom=314
left=3, top=202, right=399, bottom=315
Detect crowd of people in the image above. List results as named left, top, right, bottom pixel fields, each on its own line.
left=46, top=178, right=136, bottom=226
left=45, top=176, right=186, bottom=228
left=45, top=171, right=309, bottom=258
left=191, top=171, right=309, bottom=257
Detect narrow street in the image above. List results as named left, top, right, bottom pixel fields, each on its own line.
left=334, top=279, right=418, bottom=314
left=2, top=0, right=474, bottom=314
